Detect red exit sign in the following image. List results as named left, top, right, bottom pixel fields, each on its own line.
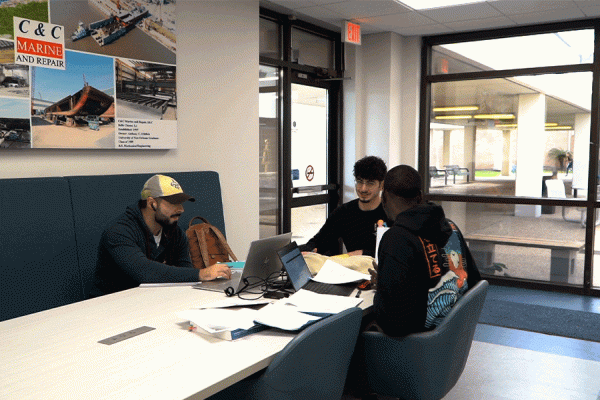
left=343, top=21, right=361, bottom=45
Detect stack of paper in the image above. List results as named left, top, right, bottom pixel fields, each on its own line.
left=312, top=260, right=371, bottom=284
left=178, top=290, right=363, bottom=340
left=177, top=308, right=267, bottom=341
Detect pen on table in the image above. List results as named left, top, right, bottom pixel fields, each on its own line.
left=355, top=289, right=362, bottom=298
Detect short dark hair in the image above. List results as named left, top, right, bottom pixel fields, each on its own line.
left=353, top=156, right=387, bottom=181
left=384, top=165, right=422, bottom=201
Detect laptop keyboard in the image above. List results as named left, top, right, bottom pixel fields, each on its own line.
left=303, top=280, right=356, bottom=297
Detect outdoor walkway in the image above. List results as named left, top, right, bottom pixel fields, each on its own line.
left=430, top=175, right=600, bottom=287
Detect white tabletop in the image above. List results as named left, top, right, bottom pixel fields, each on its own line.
left=1, top=285, right=374, bottom=400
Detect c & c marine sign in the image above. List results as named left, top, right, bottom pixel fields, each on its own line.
left=13, top=17, right=65, bottom=70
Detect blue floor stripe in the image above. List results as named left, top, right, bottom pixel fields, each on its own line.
left=474, top=323, right=600, bottom=362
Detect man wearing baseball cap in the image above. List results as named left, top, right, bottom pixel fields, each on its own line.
left=93, top=174, right=232, bottom=296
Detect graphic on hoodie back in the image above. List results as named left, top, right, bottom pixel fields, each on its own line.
left=424, top=221, right=470, bottom=329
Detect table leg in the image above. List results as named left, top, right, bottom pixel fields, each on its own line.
left=550, top=248, right=576, bottom=283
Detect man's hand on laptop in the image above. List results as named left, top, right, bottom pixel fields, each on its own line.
left=199, top=264, right=232, bottom=281
left=347, top=249, right=363, bottom=256
left=301, top=247, right=318, bottom=255
left=368, top=260, right=378, bottom=288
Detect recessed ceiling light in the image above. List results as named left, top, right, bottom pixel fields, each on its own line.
left=396, top=0, right=487, bottom=11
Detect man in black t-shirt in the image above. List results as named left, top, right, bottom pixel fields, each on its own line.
left=299, top=156, right=391, bottom=257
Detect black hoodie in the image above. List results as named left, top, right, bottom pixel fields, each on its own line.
left=373, top=202, right=480, bottom=336
left=94, top=203, right=198, bottom=296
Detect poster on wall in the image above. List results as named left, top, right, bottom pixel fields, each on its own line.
left=0, top=0, right=177, bottom=150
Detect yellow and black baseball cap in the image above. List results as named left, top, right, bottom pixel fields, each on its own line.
left=140, top=174, right=195, bottom=204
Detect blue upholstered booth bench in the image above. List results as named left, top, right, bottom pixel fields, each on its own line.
left=0, top=171, right=226, bottom=322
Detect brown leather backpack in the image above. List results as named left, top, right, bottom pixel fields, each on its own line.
left=186, top=216, right=238, bottom=269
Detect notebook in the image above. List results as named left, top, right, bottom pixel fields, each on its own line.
left=276, top=241, right=356, bottom=297
left=194, top=232, right=292, bottom=295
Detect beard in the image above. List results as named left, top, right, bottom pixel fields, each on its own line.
left=155, top=210, right=181, bottom=233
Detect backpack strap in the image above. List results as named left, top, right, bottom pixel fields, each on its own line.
left=189, top=216, right=209, bottom=228
left=197, top=227, right=211, bottom=268
left=208, top=225, right=238, bottom=261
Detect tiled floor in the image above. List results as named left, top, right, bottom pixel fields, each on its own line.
left=445, top=285, right=600, bottom=400
left=345, top=285, right=600, bottom=400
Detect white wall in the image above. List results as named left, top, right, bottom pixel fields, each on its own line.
left=1, top=0, right=260, bottom=257
left=343, top=32, right=421, bottom=202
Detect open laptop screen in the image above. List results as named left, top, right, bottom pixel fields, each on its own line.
left=277, top=241, right=312, bottom=291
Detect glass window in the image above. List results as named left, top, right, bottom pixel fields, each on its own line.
left=291, top=204, right=327, bottom=246
left=429, top=72, right=592, bottom=199
left=260, top=18, right=280, bottom=59
left=432, top=29, right=594, bottom=75
left=291, top=28, right=334, bottom=69
left=291, top=83, right=328, bottom=194
left=442, top=200, right=585, bottom=285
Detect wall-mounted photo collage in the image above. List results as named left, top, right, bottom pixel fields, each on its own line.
left=0, top=0, right=177, bottom=149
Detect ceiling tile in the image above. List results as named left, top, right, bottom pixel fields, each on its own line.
left=418, top=2, right=503, bottom=23
left=391, top=23, right=456, bottom=36
left=355, top=21, right=388, bottom=34
left=508, top=7, right=586, bottom=25
left=324, top=0, right=410, bottom=19
left=445, top=16, right=517, bottom=33
left=293, top=5, right=346, bottom=24
left=574, top=0, right=600, bottom=8
left=580, top=5, right=600, bottom=17
left=262, top=0, right=318, bottom=10
left=310, top=0, right=353, bottom=4
left=356, top=11, right=437, bottom=31
left=491, top=0, right=578, bottom=15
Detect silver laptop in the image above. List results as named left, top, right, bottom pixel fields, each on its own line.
left=193, top=232, right=292, bottom=295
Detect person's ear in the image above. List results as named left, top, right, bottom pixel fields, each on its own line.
left=148, top=197, right=158, bottom=211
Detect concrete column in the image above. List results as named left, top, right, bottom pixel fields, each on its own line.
left=514, top=93, right=545, bottom=217
left=572, top=113, right=591, bottom=194
left=350, top=32, right=420, bottom=170
left=342, top=44, right=362, bottom=203
left=442, top=130, right=451, bottom=167
left=501, top=130, right=511, bottom=176
left=464, top=125, right=476, bottom=181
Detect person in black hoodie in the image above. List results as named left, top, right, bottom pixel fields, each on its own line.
left=371, top=165, right=481, bottom=336
left=94, top=174, right=232, bottom=296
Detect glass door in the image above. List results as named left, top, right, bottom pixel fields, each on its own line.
left=289, top=78, right=341, bottom=245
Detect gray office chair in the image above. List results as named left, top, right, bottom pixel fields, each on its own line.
left=361, top=280, right=489, bottom=400
left=207, top=307, right=363, bottom=400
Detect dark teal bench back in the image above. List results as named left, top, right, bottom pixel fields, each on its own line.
left=66, top=171, right=226, bottom=299
left=0, top=177, right=84, bottom=321
left=0, top=171, right=226, bottom=320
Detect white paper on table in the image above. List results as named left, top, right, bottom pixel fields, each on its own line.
left=177, top=308, right=258, bottom=333
left=281, top=289, right=363, bottom=314
left=312, top=259, right=371, bottom=284
left=253, top=303, right=321, bottom=331
left=375, top=226, right=390, bottom=264
left=198, top=298, right=273, bottom=309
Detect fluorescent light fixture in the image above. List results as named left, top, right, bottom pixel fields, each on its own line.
left=545, top=126, right=573, bottom=130
left=434, top=115, right=472, bottom=120
left=474, top=114, right=515, bottom=120
left=495, top=123, right=517, bottom=128
left=396, top=0, right=487, bottom=11
left=433, top=105, right=479, bottom=112
left=545, top=122, right=558, bottom=127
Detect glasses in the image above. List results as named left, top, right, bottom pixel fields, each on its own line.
left=355, top=179, right=379, bottom=188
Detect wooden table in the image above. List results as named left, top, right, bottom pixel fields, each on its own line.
left=1, top=285, right=373, bottom=399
